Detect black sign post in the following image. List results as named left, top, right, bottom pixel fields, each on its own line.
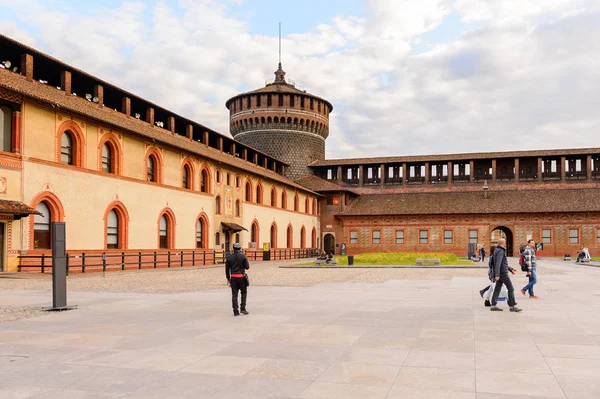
left=45, top=222, right=76, bottom=311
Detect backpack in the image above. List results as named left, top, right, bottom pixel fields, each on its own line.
left=487, top=255, right=494, bottom=281
left=519, top=253, right=528, bottom=272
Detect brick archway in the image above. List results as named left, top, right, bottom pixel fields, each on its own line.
left=56, top=120, right=86, bottom=167
left=157, top=208, right=176, bottom=249
left=103, top=201, right=129, bottom=250
left=29, top=191, right=65, bottom=250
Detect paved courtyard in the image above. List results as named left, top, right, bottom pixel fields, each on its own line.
left=0, top=258, right=599, bottom=398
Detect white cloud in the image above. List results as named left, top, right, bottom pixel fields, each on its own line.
left=1, top=0, right=599, bottom=159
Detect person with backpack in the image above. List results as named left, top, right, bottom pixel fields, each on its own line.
left=521, top=239, right=538, bottom=299
left=490, top=238, right=522, bottom=312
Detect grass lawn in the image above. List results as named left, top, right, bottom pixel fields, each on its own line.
left=592, top=257, right=600, bottom=261
left=299, top=252, right=474, bottom=266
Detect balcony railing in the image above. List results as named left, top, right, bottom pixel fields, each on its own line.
left=593, top=170, right=600, bottom=179
left=344, top=178, right=359, bottom=186
left=385, top=177, right=403, bottom=185
left=518, top=172, right=538, bottom=181
left=406, top=176, right=425, bottom=185
left=542, top=172, right=561, bottom=180
left=453, top=175, right=470, bottom=183
left=364, top=178, right=381, bottom=185
left=473, top=174, right=492, bottom=183
left=498, top=173, right=515, bottom=182
left=566, top=171, right=587, bottom=180
left=429, top=176, right=448, bottom=184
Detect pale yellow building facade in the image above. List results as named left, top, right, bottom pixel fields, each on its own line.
left=0, top=36, right=320, bottom=272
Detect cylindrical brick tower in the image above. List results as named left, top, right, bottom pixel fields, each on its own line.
left=226, top=63, right=333, bottom=179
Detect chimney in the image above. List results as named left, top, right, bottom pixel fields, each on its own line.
left=483, top=180, right=489, bottom=199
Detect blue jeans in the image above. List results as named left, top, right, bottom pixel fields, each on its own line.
left=522, top=267, right=537, bottom=296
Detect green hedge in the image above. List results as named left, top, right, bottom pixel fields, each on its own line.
left=329, top=252, right=472, bottom=265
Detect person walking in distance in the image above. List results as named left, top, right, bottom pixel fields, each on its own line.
left=521, top=239, right=538, bottom=299
left=226, top=242, right=250, bottom=316
left=490, top=238, right=522, bottom=312
left=480, top=246, right=486, bottom=262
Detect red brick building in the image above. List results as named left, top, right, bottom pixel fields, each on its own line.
left=299, top=152, right=600, bottom=257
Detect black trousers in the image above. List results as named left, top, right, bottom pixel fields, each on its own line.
left=491, top=273, right=517, bottom=307
left=230, top=277, right=247, bottom=311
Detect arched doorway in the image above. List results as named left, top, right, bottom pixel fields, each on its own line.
left=491, top=226, right=513, bottom=256
left=323, top=233, right=335, bottom=255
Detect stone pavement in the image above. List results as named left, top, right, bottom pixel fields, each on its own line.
left=0, top=258, right=599, bottom=398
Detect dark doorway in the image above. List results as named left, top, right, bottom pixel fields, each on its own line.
left=491, top=226, right=514, bottom=256
left=0, top=223, right=4, bottom=271
left=323, top=233, right=335, bottom=255
left=225, top=231, right=231, bottom=253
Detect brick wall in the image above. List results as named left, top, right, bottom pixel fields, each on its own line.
left=235, top=130, right=325, bottom=180
left=339, top=213, right=600, bottom=257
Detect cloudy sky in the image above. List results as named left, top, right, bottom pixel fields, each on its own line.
left=1, top=0, right=599, bottom=159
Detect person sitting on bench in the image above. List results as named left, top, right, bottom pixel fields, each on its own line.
left=326, top=251, right=334, bottom=264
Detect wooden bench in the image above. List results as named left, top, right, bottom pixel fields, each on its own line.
left=315, top=259, right=338, bottom=265
left=415, top=259, right=440, bottom=266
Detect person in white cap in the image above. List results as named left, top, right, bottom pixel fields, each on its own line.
left=225, top=242, right=250, bottom=316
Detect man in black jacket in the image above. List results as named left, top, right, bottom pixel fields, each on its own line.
left=490, top=238, right=522, bottom=312
left=226, top=242, right=250, bottom=316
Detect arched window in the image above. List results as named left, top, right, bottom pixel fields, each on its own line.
left=281, top=191, right=287, bottom=209
left=235, top=233, right=240, bottom=243
left=300, top=226, right=306, bottom=248
left=256, top=184, right=263, bottom=204
left=101, top=142, right=114, bottom=173
left=305, top=197, right=309, bottom=214
left=196, top=219, right=205, bottom=248
left=33, top=202, right=51, bottom=249
left=312, top=199, right=317, bottom=215
left=271, top=188, right=277, bottom=207
left=245, top=182, right=252, bottom=202
left=61, top=131, right=74, bottom=165
left=251, top=220, right=259, bottom=243
left=216, top=232, right=221, bottom=245
left=311, top=227, right=317, bottom=248
left=287, top=225, right=293, bottom=248
left=235, top=199, right=241, bottom=217
left=147, top=155, right=156, bottom=182
left=270, top=223, right=277, bottom=248
left=216, top=196, right=222, bottom=214
left=159, top=215, right=169, bottom=249
left=216, top=170, right=222, bottom=184
left=0, top=106, right=12, bottom=152
left=182, top=164, right=191, bottom=189
left=226, top=173, right=231, bottom=186
left=200, top=168, right=209, bottom=193
left=106, top=210, right=119, bottom=249
left=294, top=194, right=299, bottom=212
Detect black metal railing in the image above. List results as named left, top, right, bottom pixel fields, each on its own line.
left=19, top=248, right=319, bottom=273
left=593, top=170, right=600, bottom=179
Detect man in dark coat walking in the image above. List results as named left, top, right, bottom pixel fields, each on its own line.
left=490, top=238, right=522, bottom=312
left=226, top=242, right=250, bottom=316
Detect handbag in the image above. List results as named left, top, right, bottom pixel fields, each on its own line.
left=244, top=274, right=250, bottom=286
